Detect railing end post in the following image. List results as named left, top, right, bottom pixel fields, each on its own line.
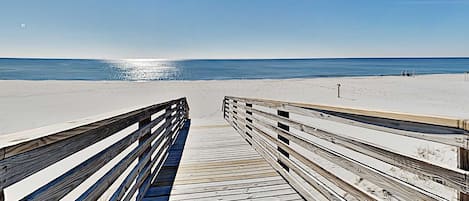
left=458, top=147, right=469, bottom=200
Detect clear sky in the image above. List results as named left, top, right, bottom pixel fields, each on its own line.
left=1, top=0, right=469, bottom=59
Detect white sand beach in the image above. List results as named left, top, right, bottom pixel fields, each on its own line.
left=1, top=73, right=469, bottom=200
left=1, top=74, right=468, bottom=135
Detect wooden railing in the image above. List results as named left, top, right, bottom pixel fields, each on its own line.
left=0, top=97, right=189, bottom=201
left=223, top=96, right=469, bottom=201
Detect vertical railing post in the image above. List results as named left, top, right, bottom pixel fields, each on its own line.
left=277, top=109, right=290, bottom=171
left=137, top=115, right=152, bottom=198
left=165, top=105, right=174, bottom=141
left=458, top=147, right=469, bottom=201
left=183, top=99, right=189, bottom=119
left=245, top=102, right=254, bottom=140
left=1, top=189, right=4, bottom=201
left=223, top=98, right=228, bottom=119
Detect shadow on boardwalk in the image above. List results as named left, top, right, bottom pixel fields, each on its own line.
left=143, top=119, right=191, bottom=201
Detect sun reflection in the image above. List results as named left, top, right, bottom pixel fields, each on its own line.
left=107, top=59, right=180, bottom=80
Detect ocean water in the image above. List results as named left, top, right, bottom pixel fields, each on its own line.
left=0, top=58, right=468, bottom=80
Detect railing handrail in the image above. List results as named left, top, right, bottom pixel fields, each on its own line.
left=0, top=97, right=189, bottom=201
left=225, top=96, right=469, bottom=131
left=223, top=96, right=469, bottom=201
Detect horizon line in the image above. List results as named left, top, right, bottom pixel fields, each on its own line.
left=1, top=56, right=469, bottom=61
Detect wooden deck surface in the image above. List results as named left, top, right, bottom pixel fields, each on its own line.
left=143, top=121, right=303, bottom=201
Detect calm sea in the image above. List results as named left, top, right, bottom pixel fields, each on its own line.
left=0, top=58, right=468, bottom=80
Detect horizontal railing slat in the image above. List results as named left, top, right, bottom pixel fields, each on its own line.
left=115, top=115, right=185, bottom=201
left=133, top=119, right=186, bottom=201
left=226, top=109, right=442, bottom=201
left=0, top=99, right=182, bottom=159
left=0, top=97, right=189, bottom=201
left=21, top=107, right=176, bottom=201
left=237, top=113, right=376, bottom=200
left=77, top=113, right=183, bottom=201
left=0, top=100, right=183, bottom=188
left=241, top=120, right=347, bottom=201
left=228, top=96, right=469, bottom=148
left=225, top=96, right=469, bottom=131
left=223, top=96, right=460, bottom=201
left=282, top=104, right=469, bottom=148
left=227, top=119, right=317, bottom=201
left=230, top=102, right=468, bottom=193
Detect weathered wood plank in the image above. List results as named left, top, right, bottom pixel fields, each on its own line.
left=226, top=96, right=469, bottom=131
left=0, top=98, right=183, bottom=159
left=226, top=109, right=444, bottom=201
left=228, top=97, right=469, bottom=148
left=144, top=116, right=303, bottom=201
left=0, top=97, right=189, bottom=201
left=135, top=120, right=186, bottom=201
left=231, top=102, right=469, bottom=194
left=154, top=178, right=286, bottom=196
left=138, top=116, right=152, bottom=198
left=77, top=114, right=183, bottom=201
left=459, top=148, right=469, bottom=201
left=122, top=118, right=185, bottom=201
left=0, top=102, right=183, bottom=188
left=241, top=122, right=345, bottom=201
left=167, top=184, right=293, bottom=200
left=241, top=116, right=377, bottom=201
left=283, top=104, right=469, bottom=148
left=228, top=120, right=316, bottom=201
left=110, top=118, right=185, bottom=201
left=21, top=108, right=175, bottom=201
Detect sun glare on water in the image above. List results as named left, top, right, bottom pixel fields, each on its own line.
left=107, top=59, right=180, bottom=80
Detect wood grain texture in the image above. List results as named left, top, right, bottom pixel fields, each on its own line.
left=143, top=117, right=303, bottom=201
left=225, top=96, right=469, bottom=131
left=228, top=121, right=314, bottom=201
left=110, top=117, right=179, bottom=201
left=0, top=98, right=189, bottom=201
left=282, top=104, right=469, bottom=148
left=132, top=118, right=185, bottom=201
left=21, top=108, right=176, bottom=201
left=111, top=118, right=185, bottom=201
left=77, top=114, right=183, bottom=201
left=223, top=97, right=460, bottom=201
left=459, top=148, right=469, bottom=201
left=231, top=102, right=469, bottom=193
left=241, top=115, right=376, bottom=201
left=243, top=123, right=345, bottom=201
left=0, top=98, right=183, bottom=159
left=226, top=109, right=442, bottom=201
left=0, top=99, right=186, bottom=189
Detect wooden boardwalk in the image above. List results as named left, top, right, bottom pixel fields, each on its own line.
left=4, top=97, right=468, bottom=200
left=143, top=121, right=304, bottom=201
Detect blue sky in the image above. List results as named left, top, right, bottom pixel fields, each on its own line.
left=1, top=0, right=468, bottom=59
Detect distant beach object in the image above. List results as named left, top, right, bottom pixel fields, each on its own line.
left=337, top=83, right=341, bottom=98
left=401, top=69, right=415, bottom=77
left=465, top=72, right=469, bottom=81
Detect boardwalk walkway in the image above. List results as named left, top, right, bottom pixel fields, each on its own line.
left=143, top=120, right=303, bottom=201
